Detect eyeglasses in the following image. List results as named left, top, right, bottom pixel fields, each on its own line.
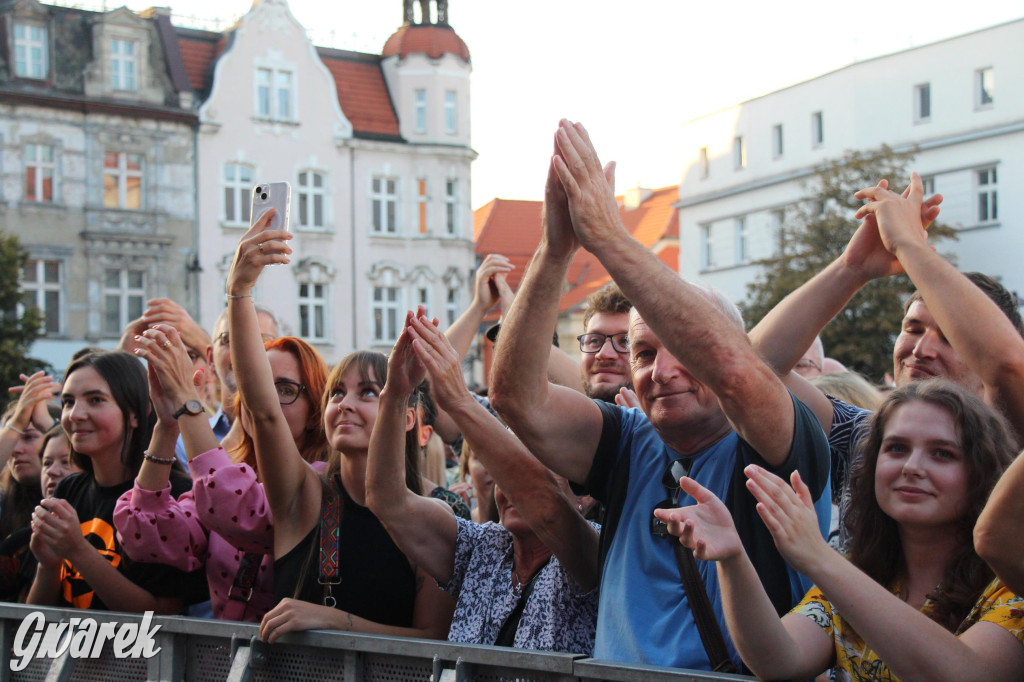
left=215, top=332, right=277, bottom=347
left=795, top=358, right=821, bottom=372
left=577, top=332, right=629, bottom=354
left=650, top=458, right=693, bottom=538
left=274, top=379, right=306, bottom=405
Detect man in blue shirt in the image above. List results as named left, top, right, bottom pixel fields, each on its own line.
left=490, top=121, right=831, bottom=670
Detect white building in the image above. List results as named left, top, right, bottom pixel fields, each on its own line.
left=184, top=0, right=475, bottom=362
left=677, top=18, right=1024, bottom=305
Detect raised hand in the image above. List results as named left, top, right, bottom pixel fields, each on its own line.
left=132, top=324, right=204, bottom=423
left=744, top=465, right=831, bottom=575
left=542, top=134, right=579, bottom=259
left=227, top=208, right=292, bottom=296
left=614, top=387, right=641, bottom=410
left=472, top=254, right=514, bottom=314
left=385, top=308, right=429, bottom=398
left=6, top=371, right=58, bottom=432
left=855, top=172, right=932, bottom=259
left=407, top=312, right=471, bottom=413
left=552, top=120, right=623, bottom=253
left=653, top=477, right=744, bottom=562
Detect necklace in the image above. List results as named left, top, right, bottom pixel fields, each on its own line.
left=512, top=567, right=524, bottom=597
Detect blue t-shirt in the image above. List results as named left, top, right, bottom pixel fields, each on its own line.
left=584, top=393, right=831, bottom=669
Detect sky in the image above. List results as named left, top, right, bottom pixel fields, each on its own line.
left=114, top=0, right=1024, bottom=208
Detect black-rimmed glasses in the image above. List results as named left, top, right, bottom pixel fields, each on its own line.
left=274, top=379, right=306, bottom=405
left=577, top=332, right=629, bottom=354
left=650, top=458, right=693, bottom=538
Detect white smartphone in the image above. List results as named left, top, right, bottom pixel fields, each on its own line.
left=250, top=181, right=292, bottom=232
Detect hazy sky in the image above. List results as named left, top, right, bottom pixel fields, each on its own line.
left=120, top=0, right=1024, bottom=208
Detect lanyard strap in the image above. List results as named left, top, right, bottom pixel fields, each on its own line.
left=318, top=479, right=343, bottom=607
left=228, top=551, right=262, bottom=604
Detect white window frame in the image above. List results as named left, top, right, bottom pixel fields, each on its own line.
left=416, top=285, right=431, bottom=316
left=20, top=258, right=63, bottom=335
left=13, top=22, right=48, bottom=79
left=445, top=179, right=459, bottom=236
left=811, top=111, right=824, bottom=147
left=24, top=143, right=56, bottom=203
left=223, top=163, right=253, bottom=225
left=109, top=38, right=137, bottom=91
left=700, top=224, right=714, bottom=270
left=445, top=286, right=459, bottom=327
left=771, top=209, right=786, bottom=257
left=735, top=216, right=748, bottom=265
left=102, top=267, right=146, bottom=336
left=914, top=83, right=931, bottom=123
left=371, top=176, right=399, bottom=235
left=921, top=176, right=935, bottom=196
left=103, top=151, right=144, bottom=210
left=297, top=170, right=327, bottom=230
left=733, top=136, right=745, bottom=170
left=416, top=178, right=429, bottom=234
left=444, top=90, right=457, bottom=134
left=976, top=167, right=998, bottom=224
left=698, top=146, right=709, bottom=179
left=771, top=124, right=783, bottom=159
left=976, top=67, right=994, bottom=109
left=414, top=89, right=427, bottom=134
left=298, top=281, right=328, bottom=343
left=372, top=286, right=402, bottom=343
left=254, top=67, right=295, bottom=122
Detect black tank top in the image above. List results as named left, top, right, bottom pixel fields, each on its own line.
left=273, top=481, right=416, bottom=627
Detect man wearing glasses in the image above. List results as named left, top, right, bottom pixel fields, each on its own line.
left=577, top=282, right=633, bottom=402
left=490, top=122, right=831, bottom=671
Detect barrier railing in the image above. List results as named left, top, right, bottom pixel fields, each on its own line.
left=0, top=604, right=753, bottom=682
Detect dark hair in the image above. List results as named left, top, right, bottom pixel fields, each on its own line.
left=846, top=379, right=1017, bottom=630
left=0, top=408, right=43, bottom=538
left=230, top=336, right=329, bottom=474
left=904, top=272, right=1024, bottom=338
left=62, top=350, right=154, bottom=478
left=416, top=381, right=437, bottom=428
left=582, top=281, right=632, bottom=331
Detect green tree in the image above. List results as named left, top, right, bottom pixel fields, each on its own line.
left=0, top=230, right=46, bottom=405
left=741, top=145, right=956, bottom=382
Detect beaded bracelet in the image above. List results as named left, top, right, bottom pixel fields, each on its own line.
left=143, top=450, right=177, bottom=465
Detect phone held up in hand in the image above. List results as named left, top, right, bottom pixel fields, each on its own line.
left=250, top=181, right=292, bottom=232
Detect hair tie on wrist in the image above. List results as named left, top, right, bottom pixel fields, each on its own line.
left=226, top=293, right=252, bottom=300
left=5, top=423, right=27, bottom=436
left=143, top=450, right=176, bottom=465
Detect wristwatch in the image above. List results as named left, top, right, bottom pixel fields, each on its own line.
left=172, top=400, right=204, bottom=420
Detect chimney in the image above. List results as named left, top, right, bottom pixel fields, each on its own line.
left=624, top=185, right=652, bottom=210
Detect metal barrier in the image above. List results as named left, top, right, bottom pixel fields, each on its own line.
left=0, top=604, right=753, bottom=682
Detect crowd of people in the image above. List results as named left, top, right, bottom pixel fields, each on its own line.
left=1, top=119, right=1023, bottom=679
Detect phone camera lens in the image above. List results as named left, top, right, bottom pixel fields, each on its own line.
left=260, top=193, right=268, bottom=200
left=255, top=186, right=262, bottom=193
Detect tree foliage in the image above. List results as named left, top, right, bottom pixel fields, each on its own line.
left=0, top=230, right=46, bottom=405
left=741, top=146, right=956, bottom=382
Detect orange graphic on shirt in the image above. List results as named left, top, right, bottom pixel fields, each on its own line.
left=60, top=518, right=121, bottom=609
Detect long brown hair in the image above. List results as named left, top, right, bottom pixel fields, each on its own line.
left=229, top=336, right=329, bottom=475
left=846, top=379, right=1017, bottom=630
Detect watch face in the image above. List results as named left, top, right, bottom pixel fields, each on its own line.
left=185, top=400, right=203, bottom=415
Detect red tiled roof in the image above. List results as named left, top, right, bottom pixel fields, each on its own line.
left=381, top=25, right=470, bottom=62
left=474, top=186, right=680, bottom=314
left=319, top=51, right=401, bottom=139
left=176, top=31, right=225, bottom=95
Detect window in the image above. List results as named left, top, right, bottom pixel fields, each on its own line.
left=811, top=111, right=824, bottom=147
left=977, top=168, right=998, bottom=223
left=771, top=209, right=786, bottom=257
left=700, top=224, right=714, bottom=269
left=417, top=179, right=428, bottom=234
left=223, top=163, right=252, bottom=224
left=733, top=136, right=745, bottom=170
left=698, top=147, right=709, bottom=179
left=298, top=283, right=327, bottom=342
left=416, top=286, right=431, bottom=315
left=20, top=259, right=62, bottom=335
left=914, top=83, right=931, bottom=122
left=24, top=144, right=55, bottom=203
left=297, top=171, right=325, bottom=229
left=445, top=180, right=459, bottom=236
left=109, top=39, right=137, bottom=91
left=446, top=287, right=459, bottom=327
left=371, top=177, right=398, bottom=234
left=921, top=175, right=935, bottom=196
left=103, top=268, right=145, bottom=336
left=444, top=91, right=457, bottom=134
left=772, top=124, right=783, bottom=158
left=255, top=68, right=294, bottom=121
left=13, top=23, right=47, bottom=79
left=103, top=152, right=143, bottom=209
left=976, top=67, right=994, bottom=108
left=372, top=286, right=401, bottom=343
left=414, top=89, right=427, bottom=133
left=735, top=217, right=748, bottom=264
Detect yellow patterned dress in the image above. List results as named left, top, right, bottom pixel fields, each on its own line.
left=791, top=578, right=1024, bottom=681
